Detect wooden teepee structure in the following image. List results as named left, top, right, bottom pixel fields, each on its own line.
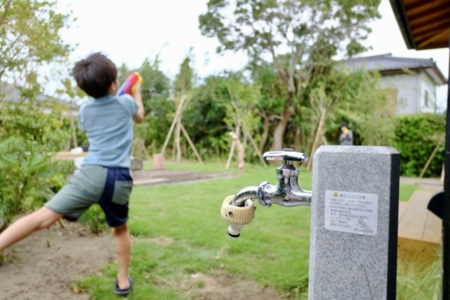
left=160, top=94, right=202, bottom=163
left=225, top=101, right=266, bottom=170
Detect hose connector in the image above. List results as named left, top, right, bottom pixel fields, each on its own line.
left=221, top=196, right=256, bottom=238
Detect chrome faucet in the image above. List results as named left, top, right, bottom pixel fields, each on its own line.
left=221, top=148, right=312, bottom=237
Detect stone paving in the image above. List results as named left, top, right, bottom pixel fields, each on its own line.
left=132, top=168, right=233, bottom=186
left=399, top=177, right=443, bottom=244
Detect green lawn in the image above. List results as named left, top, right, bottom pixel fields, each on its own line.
left=399, top=182, right=417, bottom=202
left=77, top=160, right=437, bottom=299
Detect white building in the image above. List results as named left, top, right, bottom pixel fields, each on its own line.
left=0, top=81, right=78, bottom=117
left=343, top=53, right=447, bottom=115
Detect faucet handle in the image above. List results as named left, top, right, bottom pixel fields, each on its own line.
left=263, top=149, right=308, bottom=162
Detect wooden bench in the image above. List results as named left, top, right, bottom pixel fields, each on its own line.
left=54, top=151, right=87, bottom=160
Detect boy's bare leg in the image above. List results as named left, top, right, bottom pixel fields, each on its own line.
left=113, top=223, right=131, bottom=289
left=0, top=207, right=62, bottom=252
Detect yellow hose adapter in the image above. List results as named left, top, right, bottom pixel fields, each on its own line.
left=221, top=196, right=256, bottom=237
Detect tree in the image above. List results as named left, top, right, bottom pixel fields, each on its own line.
left=334, top=68, right=394, bottom=147
left=199, top=0, right=381, bottom=150
left=250, top=62, right=290, bottom=151
left=0, top=0, right=74, bottom=226
left=184, top=74, right=231, bottom=159
left=224, top=74, right=265, bottom=165
left=136, top=57, right=173, bottom=154
left=174, top=54, right=195, bottom=95
left=304, top=66, right=389, bottom=169
left=0, top=0, right=72, bottom=106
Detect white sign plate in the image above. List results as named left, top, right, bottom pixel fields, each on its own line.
left=324, top=190, right=378, bottom=236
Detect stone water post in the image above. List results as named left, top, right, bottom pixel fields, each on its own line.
left=309, top=146, right=400, bottom=300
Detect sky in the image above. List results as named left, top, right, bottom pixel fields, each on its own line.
left=56, top=0, right=448, bottom=102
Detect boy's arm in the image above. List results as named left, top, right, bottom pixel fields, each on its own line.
left=132, top=83, right=144, bottom=123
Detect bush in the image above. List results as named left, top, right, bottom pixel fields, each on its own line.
left=393, top=113, right=445, bottom=177
left=79, top=205, right=107, bottom=234
left=0, top=102, right=73, bottom=225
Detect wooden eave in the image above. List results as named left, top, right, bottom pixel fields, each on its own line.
left=390, top=0, right=450, bottom=50
left=380, top=67, right=447, bottom=85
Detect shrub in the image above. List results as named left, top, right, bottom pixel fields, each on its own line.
left=0, top=102, right=73, bottom=226
left=393, top=113, right=445, bottom=177
left=79, top=205, right=107, bottom=234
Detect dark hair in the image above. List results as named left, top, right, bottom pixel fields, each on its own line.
left=72, top=52, right=117, bottom=98
left=340, top=122, right=349, bottom=129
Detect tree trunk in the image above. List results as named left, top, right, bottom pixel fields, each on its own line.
left=271, top=109, right=293, bottom=151
left=259, top=114, right=270, bottom=153
left=294, top=127, right=302, bottom=152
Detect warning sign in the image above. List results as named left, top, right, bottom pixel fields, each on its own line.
left=324, top=190, right=378, bottom=236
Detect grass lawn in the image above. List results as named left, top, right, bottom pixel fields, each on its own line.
left=77, top=160, right=439, bottom=299
left=399, top=183, right=417, bottom=202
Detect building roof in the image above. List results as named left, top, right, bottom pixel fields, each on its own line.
left=389, top=0, right=450, bottom=50
left=0, top=81, right=78, bottom=117
left=342, top=53, right=447, bottom=85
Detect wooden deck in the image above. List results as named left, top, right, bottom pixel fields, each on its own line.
left=54, top=151, right=87, bottom=160
left=398, top=178, right=443, bottom=244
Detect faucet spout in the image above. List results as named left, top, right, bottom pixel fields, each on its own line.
left=258, top=181, right=312, bottom=207
left=231, top=171, right=312, bottom=207
left=257, top=170, right=312, bottom=207
left=287, top=188, right=312, bottom=206
left=232, top=186, right=259, bottom=206
left=256, top=159, right=312, bottom=207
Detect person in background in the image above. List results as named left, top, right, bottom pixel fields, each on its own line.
left=339, top=122, right=353, bottom=145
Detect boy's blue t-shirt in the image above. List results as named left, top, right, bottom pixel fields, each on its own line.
left=78, top=94, right=139, bottom=168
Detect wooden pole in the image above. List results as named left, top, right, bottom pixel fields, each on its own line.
left=242, top=126, right=267, bottom=166
left=175, top=118, right=181, bottom=162
left=307, top=112, right=326, bottom=171
left=180, top=123, right=203, bottom=164
left=225, top=120, right=241, bottom=170
left=419, top=135, right=444, bottom=178
left=162, top=94, right=201, bottom=163
left=161, top=95, right=186, bottom=155
left=230, top=101, right=266, bottom=166
left=229, top=131, right=245, bottom=175
left=225, top=142, right=236, bottom=170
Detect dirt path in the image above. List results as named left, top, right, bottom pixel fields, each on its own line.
left=0, top=221, right=284, bottom=300
left=0, top=221, right=115, bottom=300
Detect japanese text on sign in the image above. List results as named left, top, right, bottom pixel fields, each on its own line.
left=324, top=190, right=378, bottom=236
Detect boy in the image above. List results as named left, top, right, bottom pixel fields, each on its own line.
left=339, top=122, right=353, bottom=145
left=0, top=52, right=144, bottom=296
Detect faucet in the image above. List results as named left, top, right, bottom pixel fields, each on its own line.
left=221, top=148, right=312, bottom=237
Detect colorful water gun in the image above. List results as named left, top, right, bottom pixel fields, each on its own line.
left=117, top=72, right=143, bottom=96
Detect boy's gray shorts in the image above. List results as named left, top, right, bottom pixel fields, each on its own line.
left=45, top=165, right=133, bottom=227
